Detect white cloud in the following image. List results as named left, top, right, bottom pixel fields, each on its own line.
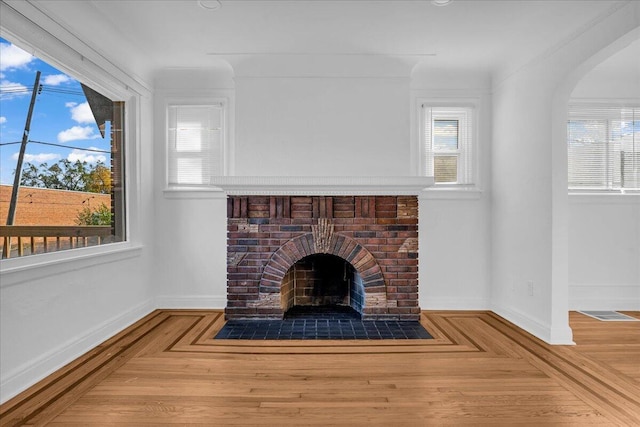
left=43, top=74, right=71, bottom=86
left=0, top=42, right=34, bottom=71
left=0, top=116, right=6, bottom=124
left=67, top=101, right=96, bottom=124
left=67, top=148, right=106, bottom=164
left=11, top=152, right=60, bottom=163
left=57, top=126, right=101, bottom=143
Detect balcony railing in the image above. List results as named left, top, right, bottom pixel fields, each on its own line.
left=1, top=226, right=112, bottom=259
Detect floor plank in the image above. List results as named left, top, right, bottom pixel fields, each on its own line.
left=1, top=310, right=639, bottom=426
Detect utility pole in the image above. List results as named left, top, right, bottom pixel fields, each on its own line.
left=6, top=71, right=41, bottom=226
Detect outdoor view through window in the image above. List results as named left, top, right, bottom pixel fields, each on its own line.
left=0, top=37, right=125, bottom=259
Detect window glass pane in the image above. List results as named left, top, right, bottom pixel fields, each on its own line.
left=175, top=158, right=204, bottom=185
left=433, top=119, right=458, bottom=150
left=176, top=128, right=204, bottom=152
left=434, top=155, right=458, bottom=183
left=620, top=118, right=640, bottom=188
left=568, top=120, right=608, bottom=188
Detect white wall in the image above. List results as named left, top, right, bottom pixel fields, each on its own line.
left=491, top=70, right=563, bottom=341
left=0, top=248, right=154, bottom=402
left=234, top=76, right=410, bottom=176
left=568, top=196, right=640, bottom=310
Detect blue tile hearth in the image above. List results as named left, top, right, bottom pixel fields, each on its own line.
left=214, top=306, right=433, bottom=340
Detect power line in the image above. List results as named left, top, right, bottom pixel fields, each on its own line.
left=28, top=140, right=111, bottom=153
left=0, top=85, right=84, bottom=96
left=0, top=140, right=110, bottom=153
left=40, top=87, right=84, bottom=95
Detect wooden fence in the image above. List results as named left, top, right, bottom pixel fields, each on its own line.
left=1, top=226, right=112, bottom=259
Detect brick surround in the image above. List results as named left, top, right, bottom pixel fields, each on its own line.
left=226, top=196, right=419, bottom=320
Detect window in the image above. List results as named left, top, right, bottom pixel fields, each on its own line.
left=167, top=102, right=225, bottom=187
left=568, top=105, right=639, bottom=191
left=422, top=106, right=474, bottom=185
left=0, top=38, right=126, bottom=258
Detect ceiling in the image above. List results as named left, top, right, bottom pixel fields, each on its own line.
left=13, top=0, right=638, bottom=80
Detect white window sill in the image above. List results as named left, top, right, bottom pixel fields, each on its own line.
left=0, top=242, right=143, bottom=288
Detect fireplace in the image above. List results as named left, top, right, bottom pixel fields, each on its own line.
left=226, top=195, right=419, bottom=320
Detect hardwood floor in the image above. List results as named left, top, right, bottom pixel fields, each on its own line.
left=1, top=310, right=639, bottom=426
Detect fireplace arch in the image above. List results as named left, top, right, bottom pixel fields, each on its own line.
left=255, top=231, right=388, bottom=317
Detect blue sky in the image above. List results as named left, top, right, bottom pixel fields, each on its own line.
left=0, top=37, right=109, bottom=185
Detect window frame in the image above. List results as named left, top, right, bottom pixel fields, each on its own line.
left=0, top=14, right=144, bottom=275
left=164, top=98, right=229, bottom=190
left=418, top=101, right=478, bottom=189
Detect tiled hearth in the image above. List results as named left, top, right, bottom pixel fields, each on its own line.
left=226, top=195, right=419, bottom=320
left=215, top=306, right=433, bottom=340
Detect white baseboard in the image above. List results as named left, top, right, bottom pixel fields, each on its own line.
left=0, top=298, right=155, bottom=404
left=155, top=295, right=227, bottom=309
left=491, top=304, right=575, bottom=345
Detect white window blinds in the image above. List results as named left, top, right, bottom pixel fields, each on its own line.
left=167, top=104, right=224, bottom=186
left=568, top=105, right=639, bottom=191
left=423, top=106, right=474, bottom=185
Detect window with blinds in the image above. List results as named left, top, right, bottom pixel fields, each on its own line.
left=423, top=106, right=474, bottom=185
left=167, top=103, right=225, bottom=186
left=568, top=105, right=639, bottom=191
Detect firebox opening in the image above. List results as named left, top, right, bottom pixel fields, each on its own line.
left=281, top=254, right=365, bottom=318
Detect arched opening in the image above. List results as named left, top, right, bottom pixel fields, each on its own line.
left=281, top=254, right=365, bottom=318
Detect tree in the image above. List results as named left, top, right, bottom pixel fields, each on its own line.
left=76, top=202, right=112, bottom=226
left=19, top=159, right=112, bottom=194
left=86, top=163, right=112, bottom=194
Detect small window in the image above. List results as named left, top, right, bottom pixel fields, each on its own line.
left=167, top=103, right=225, bottom=187
left=423, top=106, right=474, bottom=185
left=568, top=105, right=639, bottom=191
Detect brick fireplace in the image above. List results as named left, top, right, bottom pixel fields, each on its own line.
left=226, top=195, right=419, bottom=320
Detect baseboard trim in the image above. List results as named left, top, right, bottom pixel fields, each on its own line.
left=491, top=304, right=575, bottom=345
left=0, top=298, right=155, bottom=404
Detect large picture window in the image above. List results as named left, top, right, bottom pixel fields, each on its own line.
left=568, top=105, right=639, bottom=191
left=422, top=105, right=474, bottom=185
left=0, top=37, right=126, bottom=258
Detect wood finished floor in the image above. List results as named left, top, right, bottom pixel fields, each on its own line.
left=1, top=310, right=639, bottom=426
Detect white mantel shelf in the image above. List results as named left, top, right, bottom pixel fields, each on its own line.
left=208, top=176, right=434, bottom=195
